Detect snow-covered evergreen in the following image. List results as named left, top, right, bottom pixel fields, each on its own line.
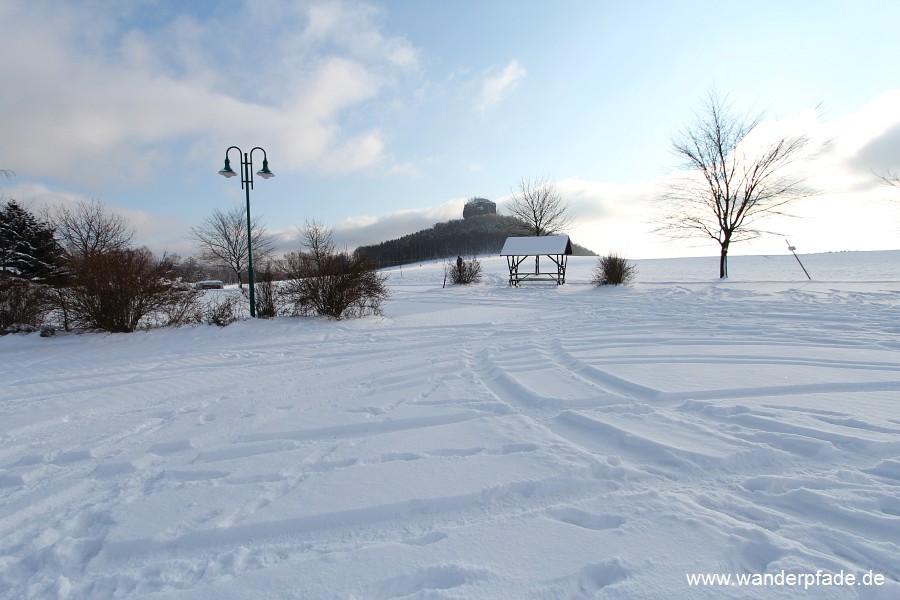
left=0, top=200, right=63, bottom=281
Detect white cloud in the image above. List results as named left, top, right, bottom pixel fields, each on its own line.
left=727, top=92, right=900, bottom=198
left=552, top=176, right=671, bottom=257
left=0, top=0, right=416, bottom=185
left=829, top=90, right=900, bottom=159
left=2, top=182, right=85, bottom=216
left=317, top=132, right=386, bottom=173
left=331, top=198, right=467, bottom=249
left=3, top=181, right=194, bottom=255
left=477, top=60, right=526, bottom=112
left=301, top=2, right=418, bottom=69
left=267, top=200, right=469, bottom=257
left=387, top=162, right=424, bottom=178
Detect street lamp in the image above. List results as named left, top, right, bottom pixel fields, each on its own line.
left=218, top=146, right=274, bottom=317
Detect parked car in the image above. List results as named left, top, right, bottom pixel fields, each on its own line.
left=194, top=280, right=224, bottom=290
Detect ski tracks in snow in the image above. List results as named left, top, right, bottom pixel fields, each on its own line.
left=1, top=260, right=899, bottom=597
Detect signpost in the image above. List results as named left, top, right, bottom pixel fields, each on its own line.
left=786, top=239, right=811, bottom=280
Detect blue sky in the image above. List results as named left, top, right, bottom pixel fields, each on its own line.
left=1, top=0, right=899, bottom=259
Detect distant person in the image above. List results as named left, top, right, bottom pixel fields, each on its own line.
left=457, top=256, right=463, bottom=272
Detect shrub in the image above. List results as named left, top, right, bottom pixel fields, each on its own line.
left=446, top=256, right=482, bottom=285
left=160, top=282, right=202, bottom=327
left=254, top=264, right=280, bottom=319
left=282, top=222, right=389, bottom=319
left=282, top=252, right=388, bottom=319
left=203, top=293, right=241, bottom=327
left=65, top=248, right=198, bottom=332
left=0, top=277, right=51, bottom=332
left=592, top=253, right=635, bottom=286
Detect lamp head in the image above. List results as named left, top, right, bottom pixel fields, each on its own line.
left=256, top=158, right=274, bottom=179
left=218, top=157, right=237, bottom=178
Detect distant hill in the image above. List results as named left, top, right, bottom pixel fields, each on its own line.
left=354, top=214, right=595, bottom=268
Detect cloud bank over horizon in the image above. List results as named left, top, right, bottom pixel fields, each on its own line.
left=312, top=90, right=900, bottom=258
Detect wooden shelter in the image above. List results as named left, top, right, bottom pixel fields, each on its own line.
left=500, top=235, right=573, bottom=286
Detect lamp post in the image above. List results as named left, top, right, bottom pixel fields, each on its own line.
left=218, top=146, right=274, bottom=317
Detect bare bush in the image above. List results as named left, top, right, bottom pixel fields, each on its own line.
left=202, top=293, right=242, bottom=327
left=592, top=253, right=635, bottom=286
left=282, top=253, right=389, bottom=319
left=0, top=277, right=51, bottom=332
left=282, top=222, right=390, bottom=319
left=160, top=284, right=203, bottom=327
left=66, top=248, right=198, bottom=333
left=254, top=263, right=280, bottom=319
left=446, top=256, right=483, bottom=285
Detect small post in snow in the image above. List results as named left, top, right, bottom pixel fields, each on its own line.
left=785, top=239, right=811, bottom=280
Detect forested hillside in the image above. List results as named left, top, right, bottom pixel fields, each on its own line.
left=354, top=214, right=595, bottom=267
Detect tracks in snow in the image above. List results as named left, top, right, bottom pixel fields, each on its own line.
left=2, top=282, right=899, bottom=596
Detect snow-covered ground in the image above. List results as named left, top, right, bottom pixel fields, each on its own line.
left=2, top=251, right=899, bottom=599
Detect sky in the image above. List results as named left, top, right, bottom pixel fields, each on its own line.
left=1, top=0, right=899, bottom=260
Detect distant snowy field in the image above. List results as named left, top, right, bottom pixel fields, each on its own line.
left=2, top=251, right=899, bottom=599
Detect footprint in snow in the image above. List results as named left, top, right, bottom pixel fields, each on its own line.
left=547, top=506, right=626, bottom=530
left=403, top=531, right=448, bottom=546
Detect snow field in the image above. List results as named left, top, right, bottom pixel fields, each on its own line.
left=1, top=251, right=899, bottom=598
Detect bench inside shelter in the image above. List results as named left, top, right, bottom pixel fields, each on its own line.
left=500, top=235, right=573, bottom=286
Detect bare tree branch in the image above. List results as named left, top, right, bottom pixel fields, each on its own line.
left=190, top=205, right=275, bottom=289
left=506, top=175, right=574, bottom=236
left=299, top=218, right=335, bottom=269
left=47, top=199, right=135, bottom=259
left=874, top=168, right=899, bottom=188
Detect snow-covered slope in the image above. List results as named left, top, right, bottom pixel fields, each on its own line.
left=2, top=252, right=899, bottom=598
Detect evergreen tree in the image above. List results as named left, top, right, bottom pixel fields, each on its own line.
left=0, top=200, right=64, bottom=280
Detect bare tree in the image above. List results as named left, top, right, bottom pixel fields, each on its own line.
left=299, top=218, right=333, bottom=267
left=506, top=175, right=573, bottom=236
left=48, top=199, right=134, bottom=259
left=656, top=91, right=814, bottom=278
left=40, top=200, right=136, bottom=330
left=190, top=205, right=275, bottom=289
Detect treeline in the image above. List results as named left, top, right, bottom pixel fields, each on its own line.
left=0, top=200, right=229, bottom=335
left=1, top=199, right=199, bottom=334
left=1, top=200, right=389, bottom=334
left=354, top=214, right=595, bottom=268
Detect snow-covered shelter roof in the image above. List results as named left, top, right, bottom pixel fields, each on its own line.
left=500, top=235, right=573, bottom=256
